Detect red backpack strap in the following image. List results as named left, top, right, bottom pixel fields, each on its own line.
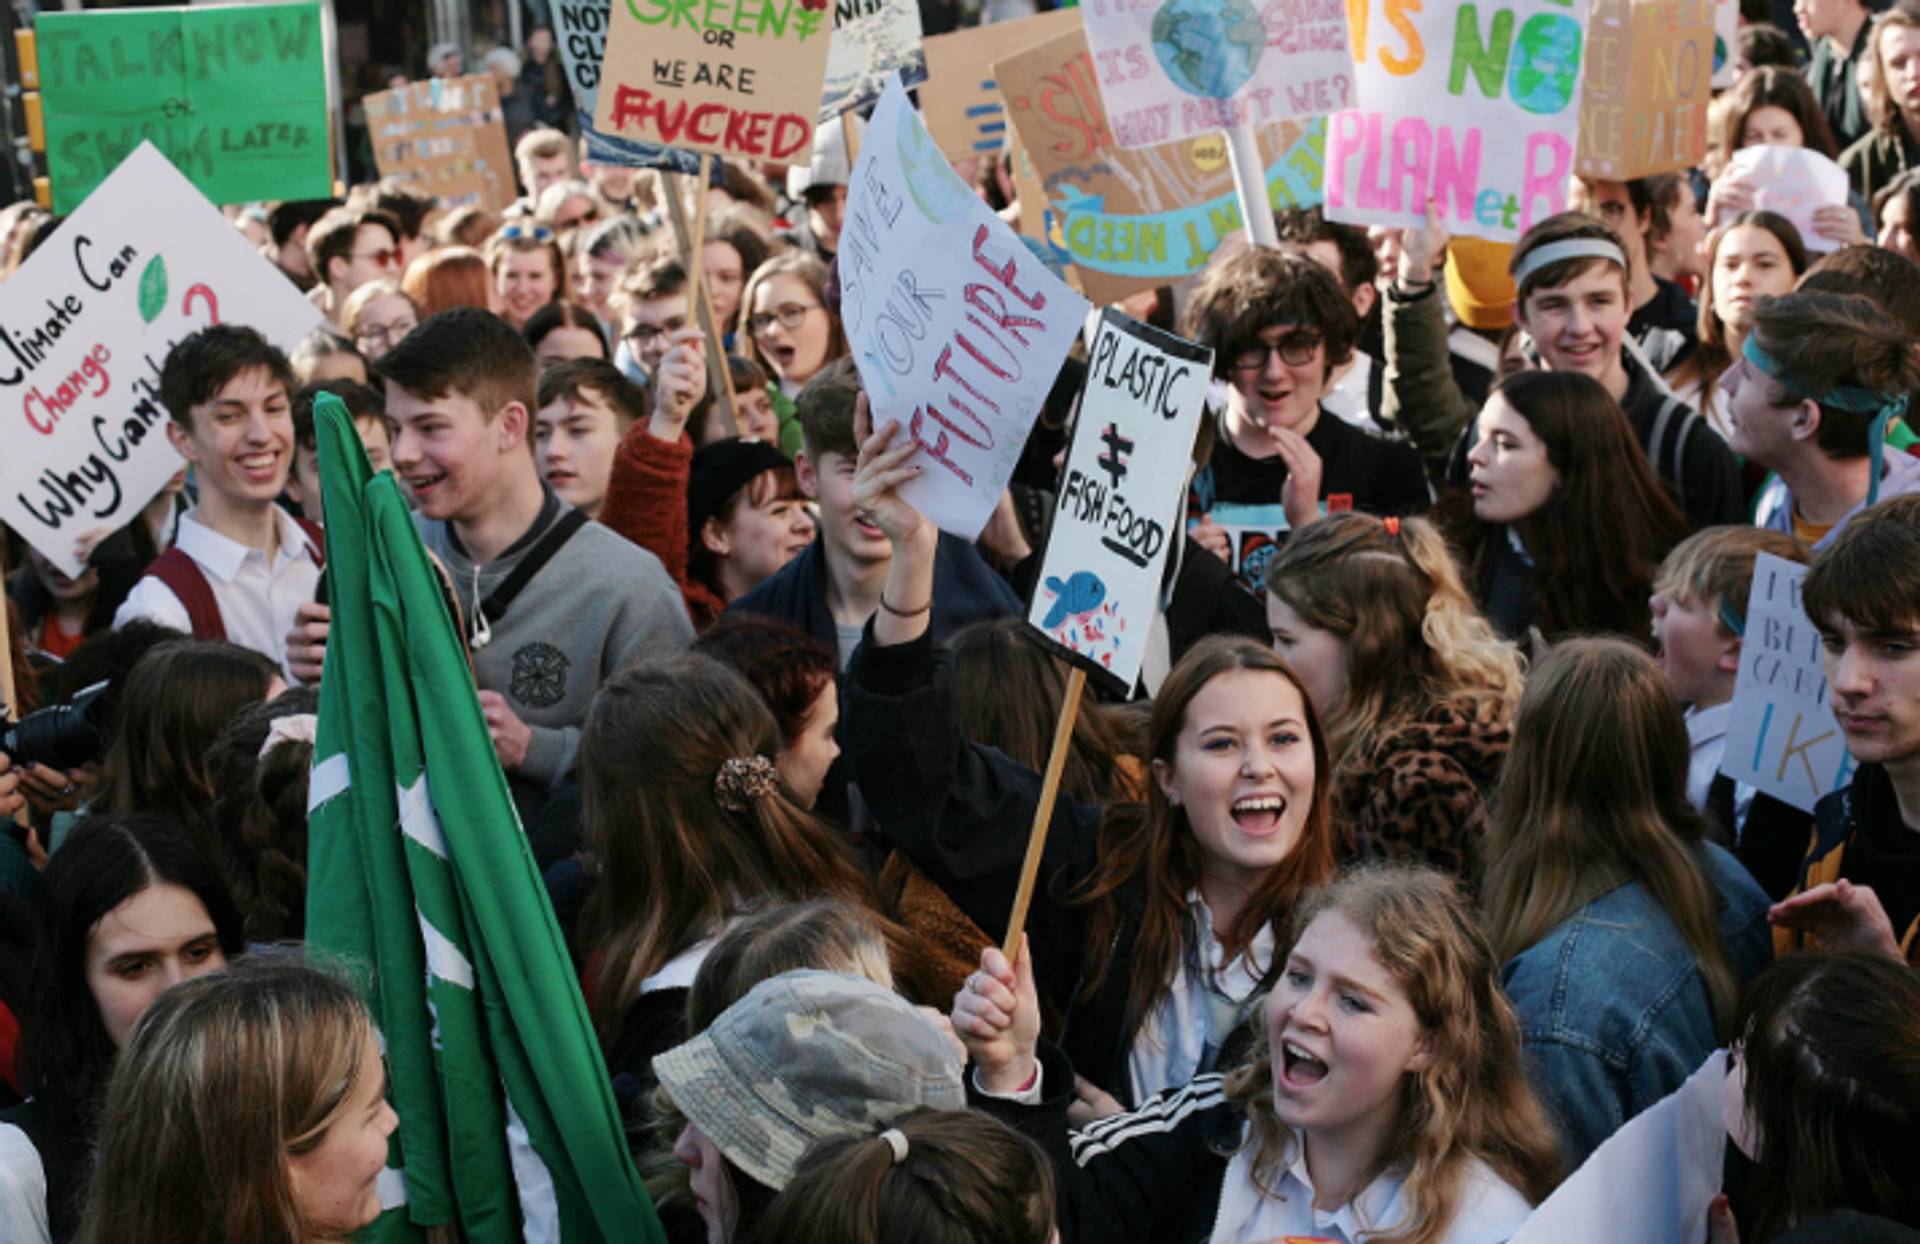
left=143, top=548, right=227, bottom=641
left=293, top=515, right=326, bottom=569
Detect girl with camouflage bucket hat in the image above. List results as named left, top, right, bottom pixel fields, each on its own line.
left=653, top=970, right=966, bottom=1244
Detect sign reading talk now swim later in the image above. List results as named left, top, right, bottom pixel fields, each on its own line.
left=0, top=144, right=324, bottom=579
left=1028, top=311, right=1211, bottom=695
left=839, top=75, right=1090, bottom=540
left=1325, top=0, right=1588, bottom=243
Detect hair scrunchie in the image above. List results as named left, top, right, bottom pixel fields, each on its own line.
left=714, top=754, right=780, bottom=812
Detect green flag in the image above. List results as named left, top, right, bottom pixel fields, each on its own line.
left=306, top=394, right=662, bottom=1243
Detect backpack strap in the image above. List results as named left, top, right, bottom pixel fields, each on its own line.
left=1647, top=394, right=1696, bottom=513
left=142, top=549, right=226, bottom=641
left=477, top=509, right=589, bottom=631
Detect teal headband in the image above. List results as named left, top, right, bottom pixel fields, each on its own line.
left=1743, top=336, right=1907, bottom=506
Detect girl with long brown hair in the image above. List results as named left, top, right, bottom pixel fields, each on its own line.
left=955, top=865, right=1562, bottom=1244
left=1448, top=369, right=1693, bottom=644
left=845, top=402, right=1335, bottom=1110
left=1485, top=638, right=1773, bottom=1166
left=1663, top=211, right=1809, bottom=438
left=1265, top=513, right=1524, bottom=879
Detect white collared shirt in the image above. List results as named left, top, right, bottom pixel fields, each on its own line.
left=113, top=506, right=322, bottom=681
left=1686, top=702, right=1756, bottom=832
left=1128, top=891, right=1275, bottom=1104
left=1212, top=1131, right=1533, bottom=1244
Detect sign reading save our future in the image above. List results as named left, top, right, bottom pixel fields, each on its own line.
left=1325, top=0, right=1589, bottom=243
left=35, top=3, right=332, bottom=214
left=1028, top=311, right=1211, bottom=694
left=0, top=143, right=325, bottom=579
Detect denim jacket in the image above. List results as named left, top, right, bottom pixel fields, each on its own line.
left=1500, top=843, right=1772, bottom=1168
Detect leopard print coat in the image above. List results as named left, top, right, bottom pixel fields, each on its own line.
left=1334, top=697, right=1511, bottom=884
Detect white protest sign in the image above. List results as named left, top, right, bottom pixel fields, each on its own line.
left=1712, top=0, right=1739, bottom=88
left=0, top=142, right=324, bottom=578
left=1078, top=0, right=1353, bottom=147
left=1722, top=553, right=1856, bottom=814
left=1029, top=311, right=1211, bottom=692
left=839, top=75, right=1091, bottom=539
left=1719, top=144, right=1851, bottom=253
left=552, top=0, right=705, bottom=170
left=1326, top=0, right=1588, bottom=243
left=821, top=0, right=927, bottom=121
left=1509, top=1051, right=1727, bottom=1244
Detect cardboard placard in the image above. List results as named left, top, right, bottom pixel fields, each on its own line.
left=1079, top=0, right=1354, bottom=148
left=995, top=26, right=1324, bottom=303
left=36, top=3, right=331, bottom=214
left=366, top=75, right=518, bottom=214
left=593, top=0, right=833, bottom=163
left=1718, top=144, right=1851, bottom=253
left=553, top=0, right=706, bottom=170
left=920, top=9, right=1084, bottom=159
left=1030, top=311, right=1212, bottom=693
left=0, top=143, right=325, bottom=579
left=821, top=0, right=927, bottom=121
left=1722, top=554, right=1856, bottom=814
left=840, top=76, right=1091, bottom=539
left=1577, top=0, right=1712, bottom=180
left=1325, top=0, right=1588, bottom=243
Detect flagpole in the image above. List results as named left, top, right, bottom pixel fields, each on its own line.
left=1001, top=666, right=1087, bottom=956
left=1223, top=116, right=1278, bottom=250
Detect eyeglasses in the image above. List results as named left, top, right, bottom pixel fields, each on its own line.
left=499, top=223, right=555, bottom=243
left=1232, top=331, right=1323, bottom=371
left=555, top=208, right=600, bottom=231
left=625, top=316, right=688, bottom=347
left=747, top=302, right=821, bottom=336
left=350, top=248, right=403, bottom=269
left=354, top=317, right=417, bottom=349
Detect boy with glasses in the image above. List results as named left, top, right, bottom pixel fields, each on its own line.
left=1183, top=250, right=1430, bottom=558
left=617, top=255, right=689, bottom=379
left=304, top=206, right=402, bottom=327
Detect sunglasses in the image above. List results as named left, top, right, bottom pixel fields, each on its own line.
left=350, top=247, right=403, bottom=269
left=499, top=222, right=555, bottom=243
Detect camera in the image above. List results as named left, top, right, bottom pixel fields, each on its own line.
left=1, top=681, right=111, bottom=772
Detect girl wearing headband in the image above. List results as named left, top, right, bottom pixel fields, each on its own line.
left=1263, top=513, right=1524, bottom=881
left=1724, top=290, right=1920, bottom=549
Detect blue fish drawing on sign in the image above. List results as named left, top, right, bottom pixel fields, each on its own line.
left=1042, top=572, right=1107, bottom=630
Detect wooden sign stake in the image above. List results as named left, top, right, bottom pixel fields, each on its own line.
left=663, top=162, right=741, bottom=435
left=1002, top=665, right=1087, bottom=957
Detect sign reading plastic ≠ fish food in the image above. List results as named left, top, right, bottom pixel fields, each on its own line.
left=841, top=75, right=1090, bottom=541
left=1027, top=310, right=1211, bottom=693
left=1325, top=0, right=1589, bottom=243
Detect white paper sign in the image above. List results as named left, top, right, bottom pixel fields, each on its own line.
left=0, top=143, right=324, bottom=578
left=1719, top=144, right=1852, bottom=253
left=1079, top=0, right=1354, bottom=148
left=1722, top=553, right=1856, bottom=814
left=1029, top=311, right=1211, bottom=691
left=1510, top=1051, right=1727, bottom=1244
left=1712, top=0, right=1739, bottom=89
left=821, top=0, right=927, bottom=121
left=839, top=75, right=1091, bottom=539
left=1325, top=0, right=1588, bottom=243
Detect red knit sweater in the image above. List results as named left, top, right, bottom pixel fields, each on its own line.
left=599, top=424, right=727, bottom=631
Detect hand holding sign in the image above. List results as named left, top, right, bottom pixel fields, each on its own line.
left=1715, top=145, right=1853, bottom=252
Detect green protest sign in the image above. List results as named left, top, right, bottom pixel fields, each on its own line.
left=36, top=3, right=331, bottom=214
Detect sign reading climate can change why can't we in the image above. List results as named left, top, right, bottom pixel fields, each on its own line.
left=553, top=0, right=706, bottom=171
left=1325, top=0, right=1588, bottom=243
left=1027, top=311, right=1210, bottom=694
left=593, top=0, right=833, bottom=162
left=35, top=3, right=331, bottom=214
left=840, top=76, right=1090, bottom=540
left=0, top=143, right=324, bottom=579
left=1079, top=0, right=1354, bottom=148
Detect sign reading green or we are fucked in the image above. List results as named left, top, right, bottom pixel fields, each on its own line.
left=36, top=4, right=331, bottom=214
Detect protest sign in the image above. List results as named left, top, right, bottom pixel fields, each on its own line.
left=1325, top=0, right=1589, bottom=243
left=0, top=143, right=324, bottom=579
left=1030, top=311, right=1211, bottom=693
left=1205, top=501, right=1290, bottom=586
left=1723, top=553, right=1856, bottom=814
left=920, top=9, right=1085, bottom=159
left=821, top=0, right=927, bottom=121
left=553, top=0, right=705, bottom=171
left=365, top=75, right=518, bottom=214
left=593, top=0, right=833, bottom=163
left=1717, top=144, right=1852, bottom=253
left=996, top=25, right=1325, bottom=303
left=1077, top=0, right=1353, bottom=148
left=1577, top=0, right=1712, bottom=180
left=1712, top=0, right=1739, bottom=88
left=1509, top=1052, right=1727, bottom=1244
left=840, top=76, right=1090, bottom=539
left=36, top=4, right=331, bottom=214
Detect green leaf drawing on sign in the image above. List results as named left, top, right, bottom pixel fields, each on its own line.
left=138, top=255, right=168, bottom=323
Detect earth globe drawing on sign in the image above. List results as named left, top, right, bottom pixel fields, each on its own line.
left=1151, top=0, right=1267, bottom=100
